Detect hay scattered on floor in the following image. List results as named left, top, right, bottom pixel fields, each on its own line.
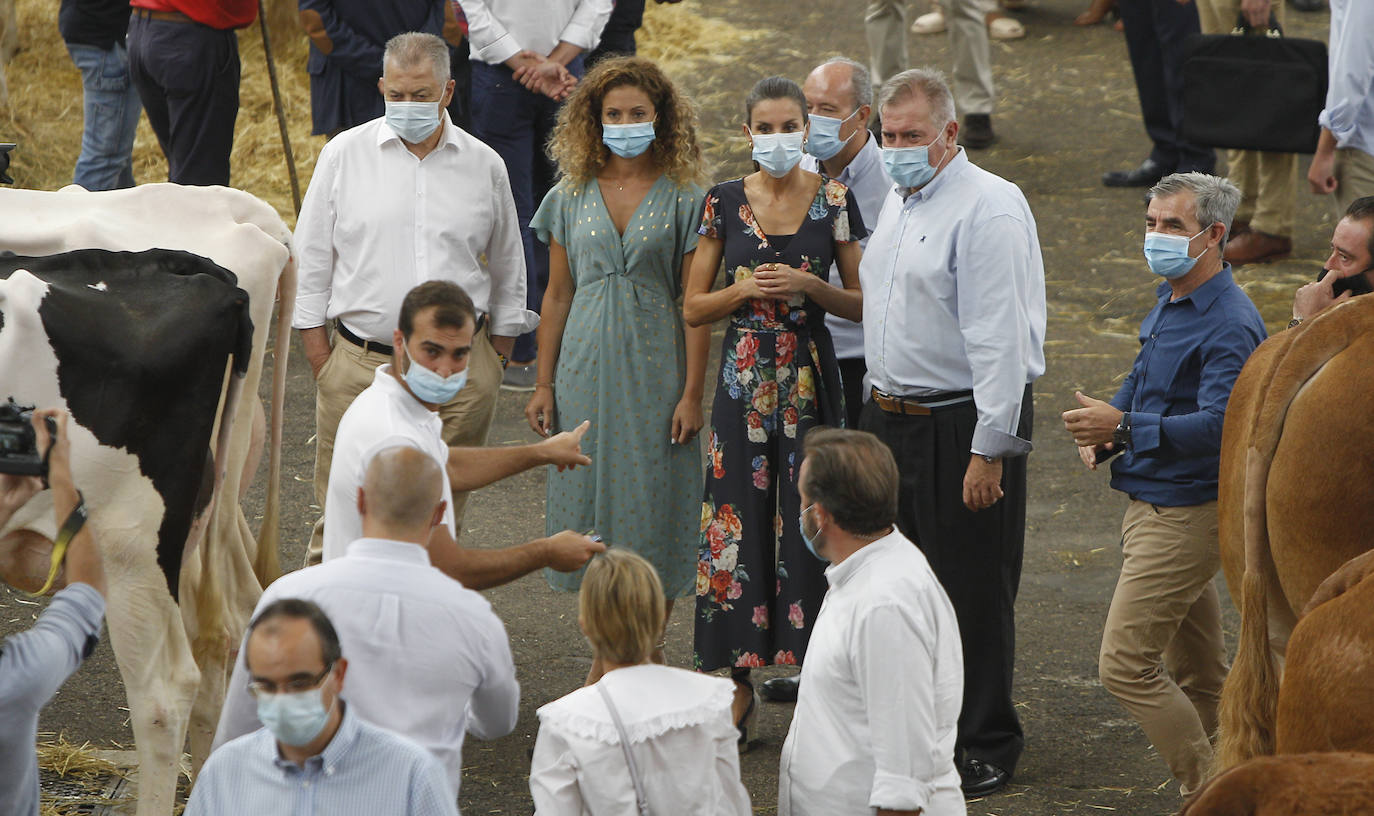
left=36, top=734, right=127, bottom=816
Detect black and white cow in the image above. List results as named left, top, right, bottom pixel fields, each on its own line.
left=0, top=184, right=293, bottom=816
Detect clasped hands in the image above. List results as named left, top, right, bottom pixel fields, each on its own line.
left=745, top=263, right=810, bottom=301
left=509, top=50, right=576, bottom=101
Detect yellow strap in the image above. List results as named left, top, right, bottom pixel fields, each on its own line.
left=29, top=492, right=85, bottom=597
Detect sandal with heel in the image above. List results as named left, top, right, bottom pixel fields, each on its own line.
left=732, top=673, right=760, bottom=750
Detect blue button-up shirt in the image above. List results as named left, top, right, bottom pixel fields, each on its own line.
left=188, top=705, right=457, bottom=816
left=1108, top=266, right=1266, bottom=506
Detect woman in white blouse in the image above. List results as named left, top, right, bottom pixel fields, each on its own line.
left=530, top=549, right=752, bottom=814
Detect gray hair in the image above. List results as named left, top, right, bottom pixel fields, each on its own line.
left=820, top=56, right=872, bottom=111
left=383, top=32, right=451, bottom=84
left=877, top=68, right=956, bottom=128
left=1149, top=172, right=1242, bottom=249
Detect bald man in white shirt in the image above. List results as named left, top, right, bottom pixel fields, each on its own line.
left=294, top=32, right=534, bottom=564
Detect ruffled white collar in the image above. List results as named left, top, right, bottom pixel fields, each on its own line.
left=536, top=665, right=734, bottom=746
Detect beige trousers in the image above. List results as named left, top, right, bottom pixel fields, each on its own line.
left=1098, top=500, right=1226, bottom=796
left=1335, top=147, right=1374, bottom=217
left=865, top=0, right=994, bottom=115
left=1195, top=0, right=1297, bottom=237
left=304, top=324, right=502, bottom=565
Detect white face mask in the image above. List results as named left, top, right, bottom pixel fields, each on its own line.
left=256, top=685, right=332, bottom=747
left=385, top=100, right=441, bottom=144
left=750, top=130, right=806, bottom=178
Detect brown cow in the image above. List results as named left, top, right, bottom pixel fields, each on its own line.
left=1178, top=753, right=1374, bottom=816
left=1273, top=552, right=1374, bottom=755
left=1214, top=293, right=1374, bottom=769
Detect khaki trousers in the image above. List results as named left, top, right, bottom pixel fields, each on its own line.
left=865, top=0, right=995, bottom=115
left=304, top=324, right=502, bottom=565
left=1335, top=147, right=1374, bottom=217
left=1098, top=500, right=1226, bottom=795
left=1195, top=0, right=1297, bottom=237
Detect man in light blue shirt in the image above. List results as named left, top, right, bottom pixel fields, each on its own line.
left=187, top=598, right=457, bottom=816
left=858, top=67, right=1045, bottom=798
left=1307, top=0, right=1374, bottom=216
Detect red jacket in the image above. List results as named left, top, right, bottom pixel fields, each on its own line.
left=131, top=0, right=256, bottom=29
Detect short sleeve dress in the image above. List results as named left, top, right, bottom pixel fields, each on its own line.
left=693, top=175, right=867, bottom=672
left=531, top=175, right=707, bottom=597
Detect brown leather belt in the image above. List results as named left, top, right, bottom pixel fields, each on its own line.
left=132, top=7, right=195, bottom=23
left=870, top=387, right=974, bottom=416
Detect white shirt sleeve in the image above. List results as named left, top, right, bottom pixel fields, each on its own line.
left=710, top=707, right=754, bottom=815
left=464, top=616, right=520, bottom=740
left=459, top=0, right=522, bottom=64
left=529, top=721, right=584, bottom=814
left=1318, top=1, right=1374, bottom=149
left=484, top=160, right=536, bottom=337
left=292, top=143, right=339, bottom=330
left=854, top=602, right=943, bottom=813
left=956, top=211, right=1035, bottom=458
left=559, top=0, right=614, bottom=52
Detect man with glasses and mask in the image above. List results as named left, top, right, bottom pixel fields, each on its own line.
left=294, top=31, right=533, bottom=567
left=213, top=445, right=519, bottom=797
left=858, top=67, right=1044, bottom=798
left=1062, top=173, right=1265, bottom=797
left=190, top=599, right=457, bottom=814
left=1289, top=196, right=1374, bottom=327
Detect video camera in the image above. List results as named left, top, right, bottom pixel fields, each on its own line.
left=0, top=398, right=55, bottom=476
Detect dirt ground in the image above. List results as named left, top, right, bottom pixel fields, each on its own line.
left=1, top=0, right=1343, bottom=814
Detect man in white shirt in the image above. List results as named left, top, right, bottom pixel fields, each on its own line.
left=779, top=428, right=965, bottom=816
left=859, top=68, right=1046, bottom=797
left=214, top=445, right=518, bottom=797
left=1307, top=0, right=1374, bottom=216
left=462, top=0, right=613, bottom=383
left=761, top=56, right=895, bottom=706
left=321, top=279, right=605, bottom=584
left=293, top=32, right=534, bottom=564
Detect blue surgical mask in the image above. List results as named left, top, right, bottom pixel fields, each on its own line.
left=805, top=110, right=859, bottom=161
left=256, top=685, right=332, bottom=747
left=602, top=121, right=656, bottom=159
left=403, top=345, right=467, bottom=404
left=385, top=101, right=441, bottom=144
left=750, top=130, right=806, bottom=178
left=882, top=139, right=946, bottom=190
left=799, top=504, right=825, bottom=561
left=1143, top=227, right=1209, bottom=279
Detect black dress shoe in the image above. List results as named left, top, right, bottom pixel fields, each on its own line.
left=960, top=758, right=1011, bottom=797
left=760, top=675, right=800, bottom=702
left=1290, top=0, right=1324, bottom=10
left=1102, top=158, right=1169, bottom=188
left=962, top=114, right=996, bottom=149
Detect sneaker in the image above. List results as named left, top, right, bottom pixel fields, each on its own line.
left=501, top=363, right=537, bottom=392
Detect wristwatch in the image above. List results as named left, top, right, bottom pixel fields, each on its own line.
left=980, top=454, right=997, bottom=464
left=1112, top=413, right=1131, bottom=450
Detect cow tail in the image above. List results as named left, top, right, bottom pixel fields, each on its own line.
left=253, top=253, right=295, bottom=585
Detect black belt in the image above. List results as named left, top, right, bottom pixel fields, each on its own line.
left=870, top=387, right=974, bottom=416
left=132, top=7, right=195, bottom=23
left=336, top=322, right=392, bottom=356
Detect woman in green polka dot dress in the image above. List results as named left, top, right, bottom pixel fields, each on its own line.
left=525, top=56, right=708, bottom=670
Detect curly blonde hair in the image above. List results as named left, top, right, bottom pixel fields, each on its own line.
left=548, top=56, right=704, bottom=187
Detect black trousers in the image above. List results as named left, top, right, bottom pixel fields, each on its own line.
left=838, top=356, right=866, bottom=430
left=127, top=14, right=239, bottom=186
left=860, top=385, right=1032, bottom=774
left=586, top=0, right=646, bottom=66
left=1118, top=0, right=1214, bottom=173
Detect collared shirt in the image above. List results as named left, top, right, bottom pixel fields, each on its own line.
left=531, top=665, right=752, bottom=815
left=0, top=583, right=104, bottom=816
left=1320, top=0, right=1374, bottom=156
left=779, top=531, right=965, bottom=816
left=461, top=0, right=613, bottom=65
left=213, top=538, right=518, bottom=795
left=321, top=365, right=454, bottom=561
left=1108, top=266, right=1266, bottom=506
left=190, top=705, right=457, bottom=816
left=292, top=113, right=535, bottom=343
left=801, top=132, right=893, bottom=361
left=860, top=148, right=1047, bottom=458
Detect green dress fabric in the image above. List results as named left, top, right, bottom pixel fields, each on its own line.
left=531, top=174, right=706, bottom=597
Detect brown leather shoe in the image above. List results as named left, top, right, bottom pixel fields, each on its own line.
left=1224, top=230, right=1291, bottom=266
left=1230, top=219, right=1251, bottom=238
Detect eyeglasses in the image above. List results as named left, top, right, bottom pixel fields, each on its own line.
left=247, top=664, right=334, bottom=698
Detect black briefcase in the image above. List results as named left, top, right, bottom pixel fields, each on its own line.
left=1179, top=15, right=1327, bottom=154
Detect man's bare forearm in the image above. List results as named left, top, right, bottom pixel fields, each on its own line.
left=430, top=531, right=548, bottom=590
left=447, top=444, right=547, bottom=492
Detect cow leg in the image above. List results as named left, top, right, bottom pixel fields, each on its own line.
left=187, top=625, right=231, bottom=776
left=240, top=396, right=266, bottom=503
left=102, top=543, right=201, bottom=816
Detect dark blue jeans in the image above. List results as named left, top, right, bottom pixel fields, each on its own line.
left=469, top=56, right=583, bottom=362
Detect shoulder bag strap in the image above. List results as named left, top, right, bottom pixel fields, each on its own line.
left=595, top=682, right=651, bottom=816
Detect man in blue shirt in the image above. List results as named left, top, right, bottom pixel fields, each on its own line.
left=1062, top=172, right=1266, bottom=797
left=187, top=598, right=457, bottom=815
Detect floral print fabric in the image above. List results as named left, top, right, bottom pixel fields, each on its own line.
left=693, top=176, right=866, bottom=672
